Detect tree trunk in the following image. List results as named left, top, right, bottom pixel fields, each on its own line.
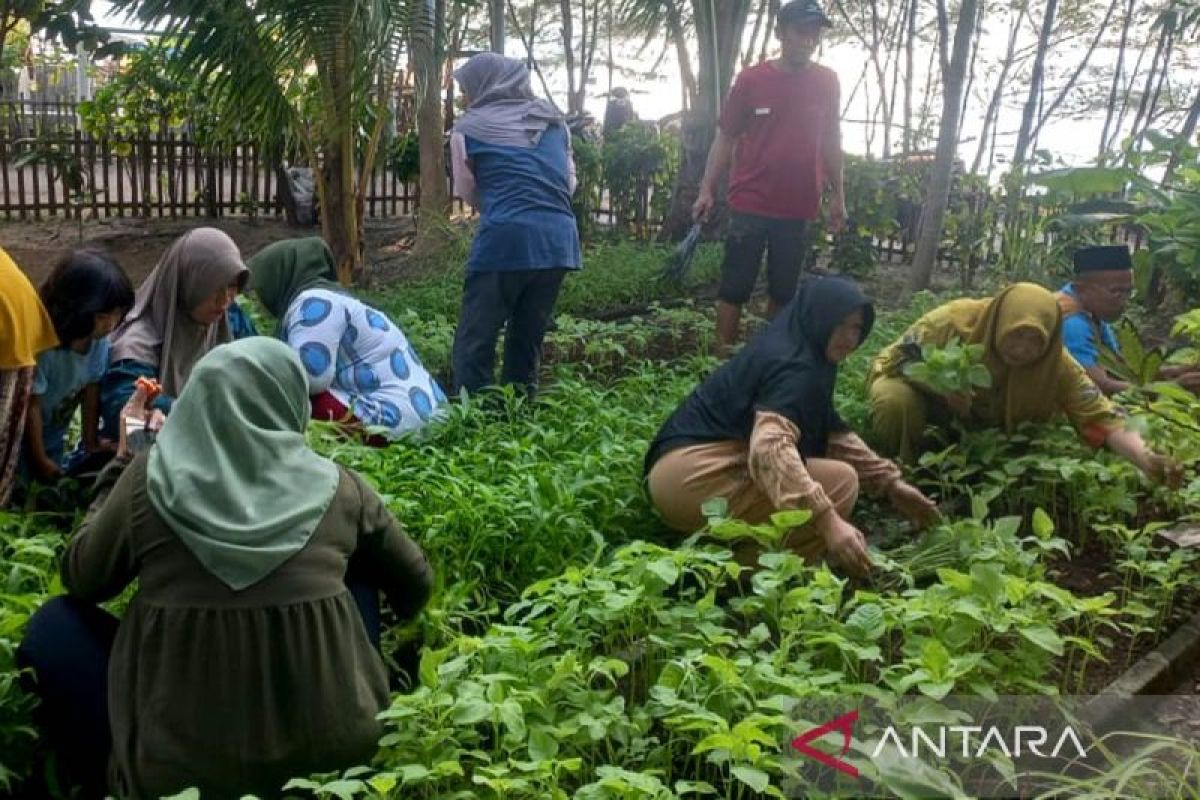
left=1127, top=22, right=1169, bottom=157
left=743, top=0, right=769, bottom=67
left=906, top=0, right=977, bottom=294
left=489, top=0, right=505, bottom=52
left=320, top=29, right=362, bottom=283
left=970, top=2, right=1022, bottom=174
left=666, top=3, right=698, bottom=109
left=1162, top=83, right=1200, bottom=186
left=508, top=0, right=561, bottom=105
left=413, top=0, right=450, bottom=257
left=1030, top=0, right=1120, bottom=144
left=1107, top=27, right=1151, bottom=155
left=1099, top=0, right=1135, bottom=159
left=1009, top=0, right=1057, bottom=178
left=955, top=0, right=982, bottom=144
left=1133, top=24, right=1176, bottom=154
left=902, top=0, right=916, bottom=152
left=559, top=0, right=578, bottom=112
left=659, top=0, right=751, bottom=241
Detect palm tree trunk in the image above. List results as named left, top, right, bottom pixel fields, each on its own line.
left=906, top=0, right=977, bottom=294
left=320, top=27, right=362, bottom=283
left=659, top=0, right=751, bottom=241
left=413, top=0, right=450, bottom=256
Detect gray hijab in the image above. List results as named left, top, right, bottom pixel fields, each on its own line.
left=453, top=53, right=565, bottom=148
left=109, top=227, right=248, bottom=396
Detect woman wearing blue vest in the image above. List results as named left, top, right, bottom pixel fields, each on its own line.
left=450, top=53, right=582, bottom=399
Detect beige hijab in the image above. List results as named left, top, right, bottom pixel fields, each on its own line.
left=109, top=228, right=248, bottom=396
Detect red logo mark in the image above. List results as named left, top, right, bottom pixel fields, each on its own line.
left=791, top=710, right=860, bottom=778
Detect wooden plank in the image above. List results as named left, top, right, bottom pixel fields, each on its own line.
left=155, top=130, right=166, bottom=216
left=179, top=132, right=189, bottom=217
left=194, top=136, right=204, bottom=216
left=99, top=138, right=111, bottom=218
left=390, top=161, right=398, bottom=216
left=46, top=134, right=59, bottom=215
left=15, top=138, right=26, bottom=220
left=216, top=141, right=225, bottom=216
left=145, top=133, right=156, bottom=217
left=250, top=142, right=261, bottom=217
left=116, top=139, right=126, bottom=217
left=165, top=131, right=176, bottom=218
left=30, top=136, right=41, bottom=220
left=0, top=136, right=10, bottom=220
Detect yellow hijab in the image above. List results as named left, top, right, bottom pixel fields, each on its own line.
left=0, top=248, right=58, bottom=369
left=895, top=283, right=1068, bottom=430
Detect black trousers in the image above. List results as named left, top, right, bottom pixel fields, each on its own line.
left=717, top=211, right=809, bottom=306
left=17, top=574, right=383, bottom=798
left=451, top=268, right=568, bottom=398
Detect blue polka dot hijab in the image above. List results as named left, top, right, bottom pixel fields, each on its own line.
left=246, top=237, right=349, bottom=332
left=146, top=337, right=341, bottom=591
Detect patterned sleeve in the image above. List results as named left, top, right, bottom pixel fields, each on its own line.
left=282, top=291, right=346, bottom=395
left=826, top=431, right=903, bottom=495
left=746, top=410, right=834, bottom=519
left=1058, top=355, right=1123, bottom=448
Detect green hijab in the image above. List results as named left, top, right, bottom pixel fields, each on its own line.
left=246, top=237, right=346, bottom=328
left=146, top=337, right=341, bottom=591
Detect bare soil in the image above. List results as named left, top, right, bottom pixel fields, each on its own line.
left=2, top=216, right=419, bottom=287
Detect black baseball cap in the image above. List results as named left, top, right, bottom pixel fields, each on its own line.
left=778, top=0, right=834, bottom=29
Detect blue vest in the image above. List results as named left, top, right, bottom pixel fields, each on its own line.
left=465, top=124, right=582, bottom=273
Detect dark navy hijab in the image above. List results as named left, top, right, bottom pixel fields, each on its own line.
left=645, top=275, right=875, bottom=472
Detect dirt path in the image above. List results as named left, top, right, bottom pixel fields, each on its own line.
left=2, top=216, right=419, bottom=287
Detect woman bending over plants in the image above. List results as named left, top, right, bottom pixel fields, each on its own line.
left=645, top=275, right=938, bottom=577
left=248, top=237, right=447, bottom=443
left=867, top=282, right=1180, bottom=485
left=17, top=338, right=433, bottom=799
left=99, top=227, right=255, bottom=440
left=22, top=250, right=134, bottom=486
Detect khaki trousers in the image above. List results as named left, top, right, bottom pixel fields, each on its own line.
left=647, top=441, right=859, bottom=565
left=867, top=375, right=930, bottom=463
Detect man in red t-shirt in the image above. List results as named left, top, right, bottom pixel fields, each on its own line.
left=693, top=0, right=845, bottom=355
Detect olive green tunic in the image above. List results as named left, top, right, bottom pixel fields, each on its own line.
left=61, top=454, right=433, bottom=799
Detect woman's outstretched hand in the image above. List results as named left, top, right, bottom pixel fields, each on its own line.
left=819, top=512, right=873, bottom=577
left=888, top=480, right=940, bottom=529
left=117, top=381, right=166, bottom=459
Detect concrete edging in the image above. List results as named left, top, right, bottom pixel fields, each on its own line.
left=1080, top=605, right=1200, bottom=729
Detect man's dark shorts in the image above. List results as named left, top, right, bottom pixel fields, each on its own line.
left=718, top=211, right=809, bottom=305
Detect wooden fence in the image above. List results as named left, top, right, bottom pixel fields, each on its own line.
left=0, top=130, right=426, bottom=222
left=0, top=100, right=431, bottom=221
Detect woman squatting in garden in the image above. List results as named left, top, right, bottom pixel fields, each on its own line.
left=449, top=52, right=582, bottom=400
left=645, top=275, right=939, bottom=577
left=17, top=337, right=433, bottom=799
left=867, top=282, right=1182, bottom=485
left=99, top=227, right=256, bottom=439
left=22, top=250, right=134, bottom=487
left=247, top=236, right=447, bottom=442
